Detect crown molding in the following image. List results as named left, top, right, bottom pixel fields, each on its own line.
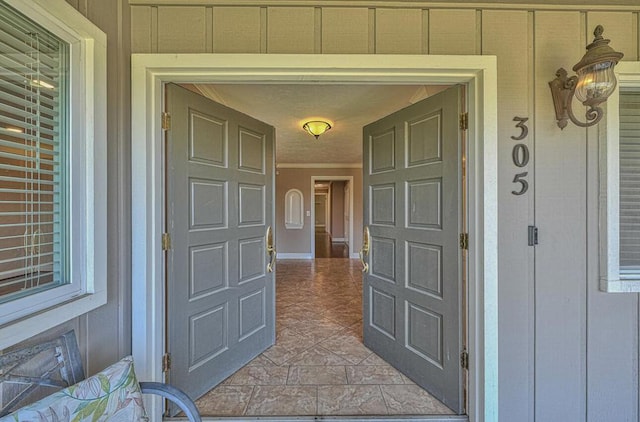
left=129, top=1, right=640, bottom=11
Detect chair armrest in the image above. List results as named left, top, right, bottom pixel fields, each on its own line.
left=139, top=381, right=202, bottom=422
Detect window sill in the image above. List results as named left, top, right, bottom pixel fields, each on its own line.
left=600, top=278, right=640, bottom=293
left=0, top=290, right=107, bottom=349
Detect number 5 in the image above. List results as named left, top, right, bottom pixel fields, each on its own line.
left=512, top=172, right=528, bottom=195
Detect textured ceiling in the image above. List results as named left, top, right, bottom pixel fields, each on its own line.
left=189, top=84, right=450, bottom=164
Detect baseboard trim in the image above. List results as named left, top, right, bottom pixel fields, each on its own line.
left=278, top=253, right=313, bottom=259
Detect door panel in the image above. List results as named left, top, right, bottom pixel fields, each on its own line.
left=362, top=85, right=463, bottom=413
left=166, top=84, right=275, bottom=411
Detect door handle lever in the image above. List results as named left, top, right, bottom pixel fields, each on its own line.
left=359, top=226, right=370, bottom=273
left=266, top=226, right=276, bottom=272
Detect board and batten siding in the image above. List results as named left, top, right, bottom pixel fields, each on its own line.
left=10, top=0, right=133, bottom=387
left=125, top=3, right=640, bottom=421
left=61, top=0, right=132, bottom=377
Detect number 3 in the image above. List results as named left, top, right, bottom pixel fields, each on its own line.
left=511, top=117, right=529, bottom=141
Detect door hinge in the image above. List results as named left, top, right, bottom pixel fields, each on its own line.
left=162, top=233, right=171, bottom=251
left=162, top=112, right=171, bottom=130
left=459, top=233, right=469, bottom=250
left=528, top=225, right=539, bottom=246
left=162, top=353, right=171, bottom=373
left=459, top=112, right=468, bottom=131
left=460, top=348, right=469, bottom=370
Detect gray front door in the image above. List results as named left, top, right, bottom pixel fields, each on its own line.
left=362, top=85, right=464, bottom=413
left=165, top=84, right=275, bottom=410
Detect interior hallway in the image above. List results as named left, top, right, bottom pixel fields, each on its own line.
left=194, top=258, right=453, bottom=417
left=315, top=230, right=349, bottom=258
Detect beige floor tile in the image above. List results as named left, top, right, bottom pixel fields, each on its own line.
left=287, top=366, right=347, bottom=385
left=262, top=345, right=306, bottom=366
left=380, top=385, right=455, bottom=414
left=317, top=385, right=388, bottom=415
left=324, top=312, right=362, bottom=327
left=195, top=385, right=254, bottom=416
left=245, top=385, right=317, bottom=416
left=196, top=259, right=452, bottom=417
left=224, top=366, right=289, bottom=385
left=320, top=334, right=373, bottom=364
left=246, top=354, right=276, bottom=367
left=275, top=328, right=310, bottom=344
left=287, top=320, right=347, bottom=343
left=287, top=347, right=352, bottom=366
left=359, top=352, right=389, bottom=366
left=346, top=365, right=405, bottom=384
left=263, top=331, right=318, bottom=365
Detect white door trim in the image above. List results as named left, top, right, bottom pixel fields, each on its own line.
left=131, top=54, right=498, bottom=422
left=310, top=176, right=354, bottom=258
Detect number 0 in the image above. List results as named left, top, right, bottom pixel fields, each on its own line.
left=512, top=143, right=529, bottom=168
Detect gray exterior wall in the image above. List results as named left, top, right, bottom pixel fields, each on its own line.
left=12, top=1, right=639, bottom=421
left=127, top=3, right=640, bottom=420
left=61, top=0, right=132, bottom=376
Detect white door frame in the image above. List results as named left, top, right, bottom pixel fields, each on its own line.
left=311, top=176, right=354, bottom=258
left=344, top=183, right=350, bottom=246
left=131, top=54, right=498, bottom=422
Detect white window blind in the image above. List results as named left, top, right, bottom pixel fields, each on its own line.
left=619, top=91, right=640, bottom=277
left=0, top=3, right=68, bottom=303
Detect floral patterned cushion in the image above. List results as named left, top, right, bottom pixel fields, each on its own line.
left=2, top=356, right=148, bottom=422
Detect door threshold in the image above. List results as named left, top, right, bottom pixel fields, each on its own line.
left=167, top=415, right=468, bottom=422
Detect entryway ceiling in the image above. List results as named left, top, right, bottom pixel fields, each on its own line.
left=187, top=84, right=449, bottom=164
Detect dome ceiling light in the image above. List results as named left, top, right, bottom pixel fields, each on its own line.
left=303, top=120, right=332, bottom=139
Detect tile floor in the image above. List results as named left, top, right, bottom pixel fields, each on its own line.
left=194, top=258, right=454, bottom=417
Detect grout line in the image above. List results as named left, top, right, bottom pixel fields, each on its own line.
left=242, top=386, right=257, bottom=416
left=378, top=385, right=391, bottom=416
left=286, top=365, right=292, bottom=385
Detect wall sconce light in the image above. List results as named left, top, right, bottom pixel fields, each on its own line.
left=549, top=25, right=623, bottom=129
left=303, top=120, right=331, bottom=139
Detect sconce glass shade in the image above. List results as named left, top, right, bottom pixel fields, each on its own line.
left=574, top=61, right=617, bottom=105
left=572, top=25, right=623, bottom=107
left=303, top=121, right=332, bottom=139
left=549, top=25, right=623, bottom=129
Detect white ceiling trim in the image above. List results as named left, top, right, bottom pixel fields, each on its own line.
left=277, top=163, right=363, bottom=168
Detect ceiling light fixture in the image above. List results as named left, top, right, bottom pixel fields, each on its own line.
left=303, top=120, right=331, bottom=139
left=549, top=25, right=623, bottom=129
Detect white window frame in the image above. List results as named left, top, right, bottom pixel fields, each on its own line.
left=600, top=61, right=640, bottom=292
left=0, top=0, right=107, bottom=347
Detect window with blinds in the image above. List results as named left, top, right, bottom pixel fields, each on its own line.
left=0, top=3, right=69, bottom=303
left=619, top=91, right=640, bottom=278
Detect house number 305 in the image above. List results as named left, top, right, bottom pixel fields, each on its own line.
left=511, top=117, right=530, bottom=196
